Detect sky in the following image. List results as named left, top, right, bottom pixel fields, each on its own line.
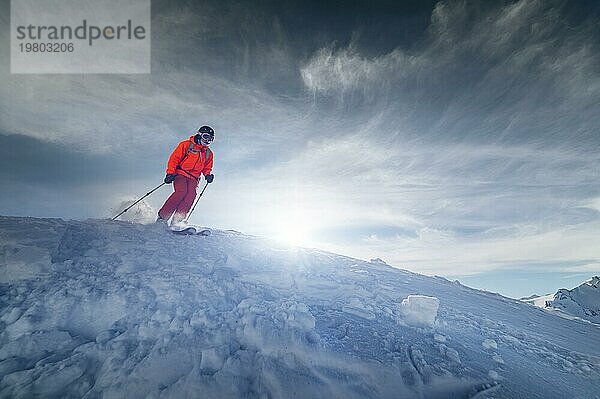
left=1, top=0, right=599, bottom=298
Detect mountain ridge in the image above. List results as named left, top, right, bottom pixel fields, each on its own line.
left=522, top=276, right=600, bottom=325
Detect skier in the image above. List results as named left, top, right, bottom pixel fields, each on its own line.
left=157, top=125, right=215, bottom=226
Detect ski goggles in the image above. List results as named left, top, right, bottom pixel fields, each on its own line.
left=199, top=132, right=214, bottom=145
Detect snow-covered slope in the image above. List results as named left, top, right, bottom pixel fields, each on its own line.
left=523, top=277, right=600, bottom=325
left=0, top=216, right=599, bottom=398
left=521, top=294, right=555, bottom=310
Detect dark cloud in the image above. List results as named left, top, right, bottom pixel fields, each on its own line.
left=0, top=133, right=161, bottom=185
left=149, top=0, right=435, bottom=94
left=301, top=0, right=600, bottom=149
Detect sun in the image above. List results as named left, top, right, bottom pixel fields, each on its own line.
left=273, top=205, right=312, bottom=247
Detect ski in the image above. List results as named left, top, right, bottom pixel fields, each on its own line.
left=170, top=225, right=212, bottom=236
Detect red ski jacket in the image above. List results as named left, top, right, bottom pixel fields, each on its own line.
left=166, top=136, right=213, bottom=181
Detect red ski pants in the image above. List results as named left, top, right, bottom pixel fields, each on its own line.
left=158, top=175, right=198, bottom=223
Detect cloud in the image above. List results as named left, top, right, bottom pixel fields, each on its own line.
left=302, top=0, right=600, bottom=97
left=278, top=0, right=600, bottom=277
left=328, top=221, right=600, bottom=276
left=203, top=126, right=599, bottom=276
left=0, top=0, right=598, bottom=285
left=0, top=72, right=308, bottom=158
left=580, top=197, right=600, bottom=213
left=563, top=262, right=600, bottom=273
left=0, top=0, right=311, bottom=157
left=300, top=0, right=600, bottom=150
left=300, top=46, right=412, bottom=94
left=0, top=133, right=133, bottom=184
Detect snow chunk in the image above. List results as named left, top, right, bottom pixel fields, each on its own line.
left=492, top=354, right=505, bottom=364
left=433, top=333, right=446, bottom=343
left=437, top=343, right=461, bottom=364
left=488, top=370, right=502, bottom=380
left=285, top=303, right=316, bottom=331
left=399, top=295, right=439, bottom=327
left=482, top=339, right=498, bottom=350
left=370, top=258, right=388, bottom=266
left=581, top=364, right=592, bottom=372
left=343, top=297, right=376, bottom=320
left=445, top=347, right=461, bottom=364
left=200, top=346, right=228, bottom=374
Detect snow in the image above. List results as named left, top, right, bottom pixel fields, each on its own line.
left=488, top=370, right=501, bottom=381
left=522, top=277, right=600, bottom=325
left=433, top=333, right=447, bottom=343
left=1, top=216, right=600, bottom=398
left=492, top=354, right=505, bottom=365
left=439, top=344, right=461, bottom=364
left=482, top=339, right=498, bottom=350
left=399, top=295, right=440, bottom=327
left=111, top=199, right=156, bottom=224
left=370, top=258, right=388, bottom=266
left=522, top=293, right=555, bottom=309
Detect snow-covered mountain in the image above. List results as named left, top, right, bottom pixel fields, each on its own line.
left=0, top=216, right=599, bottom=398
left=522, top=277, right=600, bottom=325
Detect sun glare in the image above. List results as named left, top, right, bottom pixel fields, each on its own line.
left=273, top=206, right=312, bottom=247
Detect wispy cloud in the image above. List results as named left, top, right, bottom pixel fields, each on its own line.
left=207, top=132, right=599, bottom=275
left=343, top=221, right=600, bottom=275
left=301, top=0, right=600, bottom=99
left=288, top=0, right=600, bottom=275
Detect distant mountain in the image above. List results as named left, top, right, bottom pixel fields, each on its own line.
left=522, top=277, right=600, bottom=325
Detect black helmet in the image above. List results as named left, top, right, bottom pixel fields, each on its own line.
left=195, top=125, right=214, bottom=146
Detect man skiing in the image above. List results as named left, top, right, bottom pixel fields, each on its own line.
left=157, top=125, right=215, bottom=225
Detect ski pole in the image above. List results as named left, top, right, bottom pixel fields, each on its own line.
left=112, top=182, right=166, bottom=220
left=184, top=181, right=209, bottom=222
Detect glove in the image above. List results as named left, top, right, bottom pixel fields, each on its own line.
left=164, top=174, right=176, bottom=184
left=205, top=174, right=214, bottom=183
